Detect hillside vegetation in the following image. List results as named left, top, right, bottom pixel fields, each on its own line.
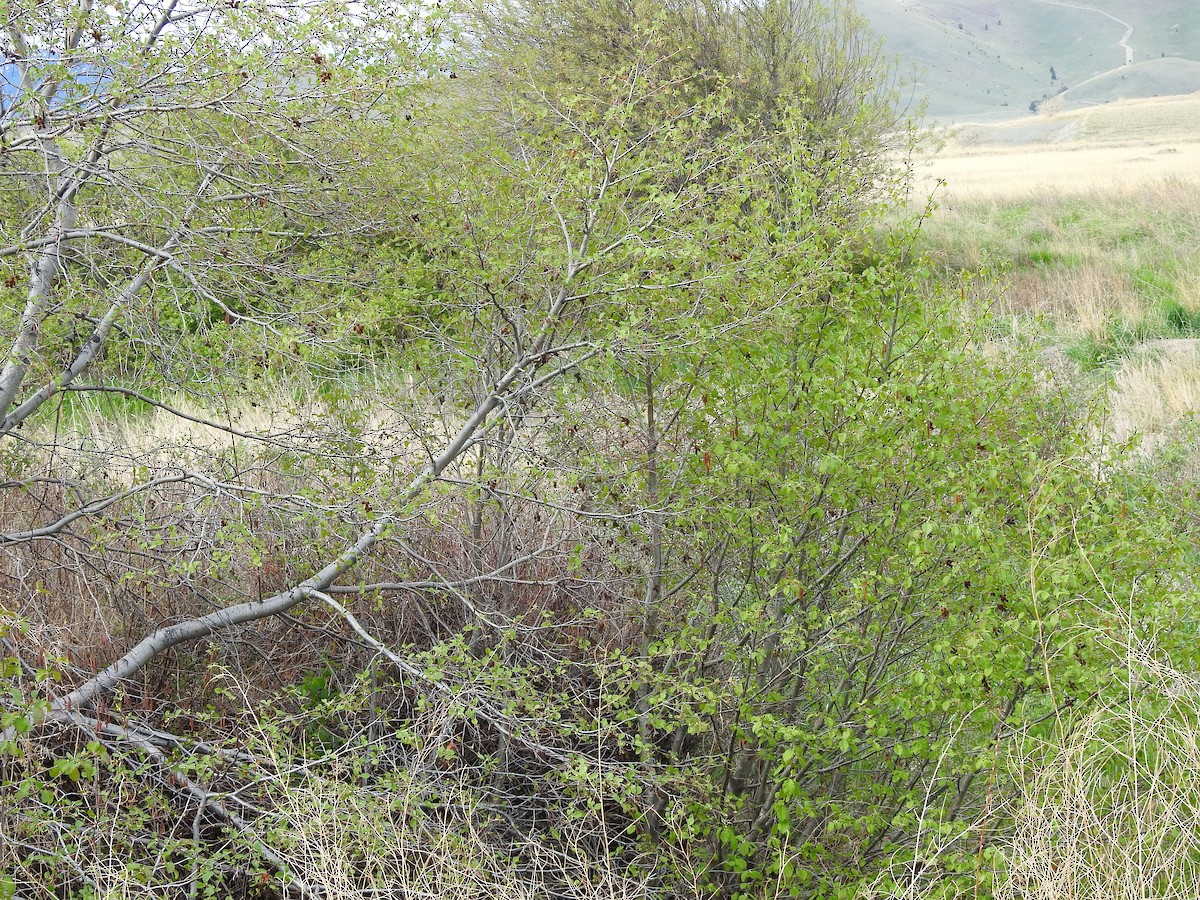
left=858, top=0, right=1200, bottom=121
left=919, top=95, right=1200, bottom=434
left=3, top=3, right=1200, bottom=900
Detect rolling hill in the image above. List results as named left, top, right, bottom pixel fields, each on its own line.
left=858, top=0, right=1200, bottom=122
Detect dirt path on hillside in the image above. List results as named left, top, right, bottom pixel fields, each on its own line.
left=1028, top=0, right=1134, bottom=66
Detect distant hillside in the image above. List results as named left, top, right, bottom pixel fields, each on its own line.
left=940, top=92, right=1200, bottom=150
left=1068, top=57, right=1200, bottom=106
left=857, top=0, right=1200, bottom=122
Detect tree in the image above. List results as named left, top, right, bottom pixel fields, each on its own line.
left=1, top=1, right=830, bottom=889
left=3, top=1, right=1187, bottom=897
left=0, top=0, right=484, bottom=891
left=468, top=0, right=909, bottom=211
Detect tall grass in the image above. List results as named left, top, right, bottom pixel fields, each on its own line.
left=999, top=643, right=1200, bottom=900
left=919, top=175, right=1200, bottom=454
left=1109, top=346, right=1200, bottom=444
left=856, top=623, right=1200, bottom=900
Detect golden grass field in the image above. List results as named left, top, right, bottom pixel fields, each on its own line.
left=914, top=93, right=1200, bottom=202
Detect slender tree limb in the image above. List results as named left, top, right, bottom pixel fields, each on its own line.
left=0, top=472, right=194, bottom=544
left=63, top=384, right=314, bottom=446
left=41, top=254, right=597, bottom=715
left=50, top=518, right=391, bottom=715
left=0, top=169, right=219, bottom=435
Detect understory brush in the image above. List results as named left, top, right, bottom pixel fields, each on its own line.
left=998, top=633, right=1200, bottom=900
left=5, top=3, right=1200, bottom=895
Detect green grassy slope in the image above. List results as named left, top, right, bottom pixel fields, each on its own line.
left=1081, top=0, right=1200, bottom=60
left=859, top=1, right=1047, bottom=120
left=858, top=0, right=1200, bottom=122
left=1067, top=57, right=1200, bottom=106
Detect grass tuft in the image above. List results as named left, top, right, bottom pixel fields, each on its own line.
left=999, top=642, right=1200, bottom=900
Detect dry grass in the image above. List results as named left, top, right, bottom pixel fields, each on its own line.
left=37, top=379, right=438, bottom=484
left=915, top=95, right=1200, bottom=204
left=918, top=143, right=1200, bottom=204
left=1066, top=94, right=1200, bottom=147
left=998, top=264, right=1142, bottom=340
left=1108, top=342, right=1200, bottom=445
left=269, top=752, right=657, bottom=900
left=998, top=645, right=1200, bottom=900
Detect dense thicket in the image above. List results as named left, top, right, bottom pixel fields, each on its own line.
left=0, top=2, right=1192, bottom=899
